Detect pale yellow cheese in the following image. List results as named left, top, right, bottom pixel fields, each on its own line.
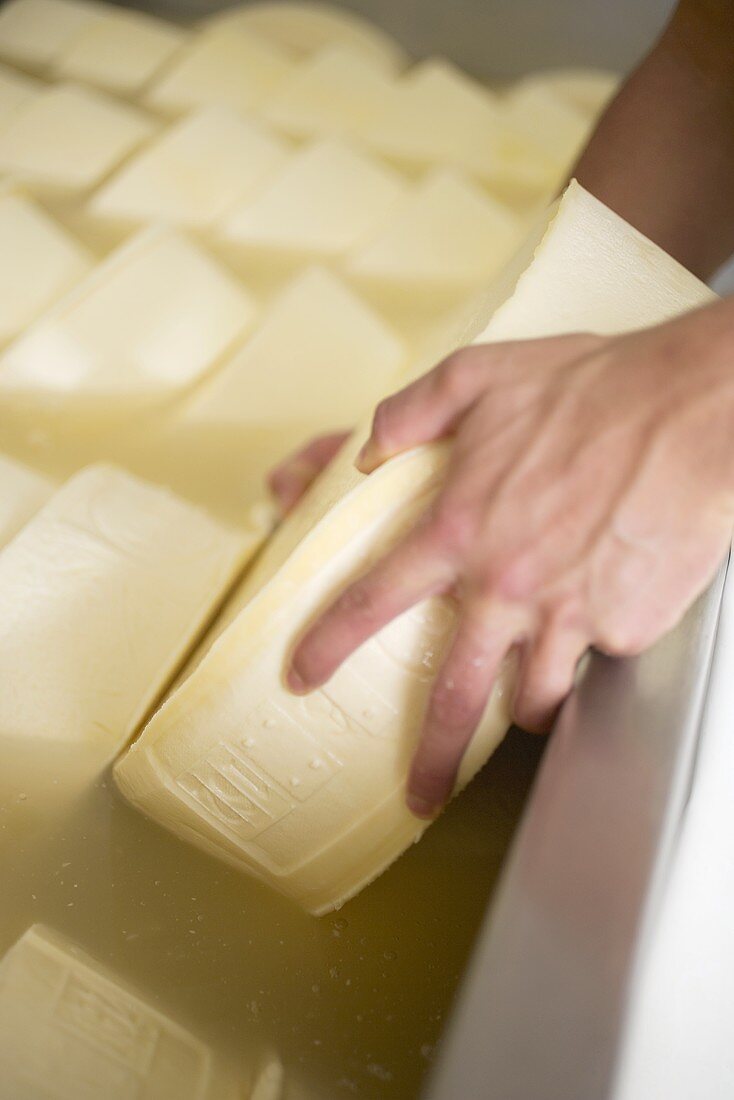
left=0, top=924, right=249, bottom=1099
left=0, top=225, right=255, bottom=409
left=182, top=264, right=404, bottom=431
left=0, top=452, right=53, bottom=546
left=205, top=1, right=405, bottom=71
left=144, top=26, right=293, bottom=118
left=361, top=58, right=503, bottom=180
left=51, top=8, right=188, bottom=97
left=88, top=106, right=289, bottom=241
left=217, top=138, right=406, bottom=275
left=115, top=183, right=713, bottom=916
left=0, top=464, right=251, bottom=754
left=500, top=81, right=592, bottom=177
left=0, top=183, right=92, bottom=345
left=0, top=82, right=154, bottom=199
left=0, top=0, right=99, bottom=72
left=261, top=44, right=396, bottom=140
left=0, top=61, right=40, bottom=128
left=513, top=67, right=619, bottom=120
left=346, top=168, right=523, bottom=303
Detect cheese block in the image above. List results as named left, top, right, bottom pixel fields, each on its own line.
left=250, top=1055, right=284, bottom=1100
left=115, top=182, right=714, bottom=915
left=0, top=82, right=154, bottom=200
left=0, top=62, right=40, bottom=128
left=346, top=168, right=523, bottom=304
left=0, top=453, right=53, bottom=546
left=261, top=44, right=396, bottom=141
left=0, top=183, right=92, bottom=345
left=205, top=1, right=405, bottom=71
left=51, top=8, right=187, bottom=97
left=0, top=463, right=252, bottom=755
left=513, top=67, right=619, bottom=120
left=88, top=106, right=288, bottom=240
left=0, top=0, right=99, bottom=72
left=500, top=81, right=592, bottom=177
left=145, top=26, right=292, bottom=118
left=0, top=924, right=248, bottom=1099
left=361, top=58, right=503, bottom=180
left=217, top=138, right=406, bottom=275
left=182, top=265, right=404, bottom=432
left=0, top=225, right=255, bottom=410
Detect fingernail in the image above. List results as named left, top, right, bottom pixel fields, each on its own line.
left=287, top=666, right=309, bottom=694
left=407, top=794, right=439, bottom=820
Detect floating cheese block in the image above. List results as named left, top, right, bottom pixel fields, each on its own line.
left=0, top=464, right=251, bottom=755
left=0, top=924, right=250, bottom=1099
left=51, top=8, right=188, bottom=97
left=514, top=67, right=619, bottom=119
left=145, top=26, right=292, bottom=118
left=261, top=44, right=396, bottom=140
left=0, top=82, right=154, bottom=199
left=0, top=225, right=255, bottom=409
left=88, top=106, right=288, bottom=240
left=0, top=452, right=53, bottom=546
left=0, top=183, right=92, bottom=345
left=346, top=168, right=523, bottom=303
left=206, top=1, right=405, bottom=71
left=0, top=0, right=99, bottom=72
left=500, top=82, right=592, bottom=177
left=115, top=182, right=713, bottom=915
left=183, top=265, right=404, bottom=432
left=0, top=62, right=39, bottom=128
left=217, top=138, right=406, bottom=274
left=361, top=58, right=503, bottom=180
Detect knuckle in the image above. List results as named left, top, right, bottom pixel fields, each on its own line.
left=427, top=497, right=477, bottom=556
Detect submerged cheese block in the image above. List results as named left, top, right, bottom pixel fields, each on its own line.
left=361, top=58, right=503, bottom=180
left=217, top=138, right=405, bottom=274
left=0, top=0, right=99, bottom=72
left=500, top=81, right=592, bottom=177
left=206, top=1, right=405, bottom=71
left=261, top=44, right=396, bottom=140
left=0, top=82, right=154, bottom=199
left=0, top=452, right=53, bottom=546
left=183, top=265, right=404, bottom=431
left=145, top=26, right=292, bottom=117
left=115, top=183, right=713, bottom=916
left=0, top=924, right=248, bottom=1099
left=0, top=464, right=250, bottom=754
left=346, top=168, right=523, bottom=302
left=88, top=106, right=288, bottom=239
left=0, top=184, right=92, bottom=345
left=51, top=8, right=187, bottom=97
left=0, top=225, right=255, bottom=409
left=0, top=62, right=39, bottom=128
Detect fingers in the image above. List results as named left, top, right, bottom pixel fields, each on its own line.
left=406, top=601, right=522, bottom=819
left=356, top=335, right=601, bottom=474
left=511, top=618, right=587, bottom=734
left=288, top=522, right=454, bottom=693
left=268, top=431, right=349, bottom=513
left=356, top=349, right=496, bottom=472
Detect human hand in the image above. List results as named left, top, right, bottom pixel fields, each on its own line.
left=288, top=298, right=734, bottom=818
left=268, top=431, right=349, bottom=513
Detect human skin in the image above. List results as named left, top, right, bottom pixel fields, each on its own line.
left=272, top=0, right=734, bottom=818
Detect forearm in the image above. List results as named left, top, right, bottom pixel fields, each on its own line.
left=573, top=0, right=734, bottom=280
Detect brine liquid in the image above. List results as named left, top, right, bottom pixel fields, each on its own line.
left=0, top=417, right=543, bottom=1098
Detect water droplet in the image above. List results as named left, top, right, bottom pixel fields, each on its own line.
left=290, top=776, right=301, bottom=788
left=311, top=983, right=320, bottom=994
left=383, top=950, right=397, bottom=961
left=262, top=718, right=276, bottom=729
left=18, top=792, right=27, bottom=801
left=363, top=708, right=375, bottom=720
left=333, top=917, right=348, bottom=931
left=421, top=1043, right=434, bottom=1060
left=309, top=757, right=323, bottom=770
left=244, top=737, right=256, bottom=748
